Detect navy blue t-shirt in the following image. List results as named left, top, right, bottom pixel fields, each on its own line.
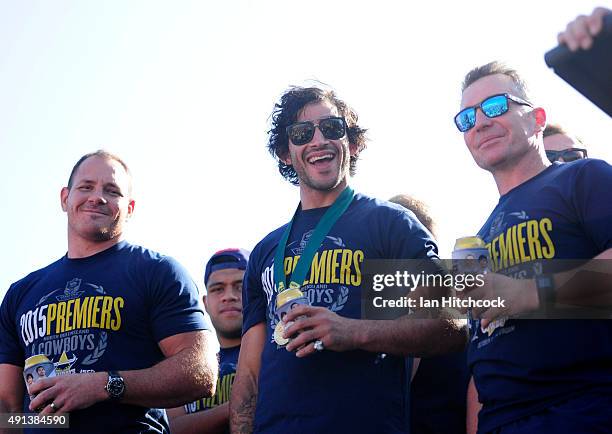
left=242, top=193, right=439, bottom=434
left=410, top=351, right=469, bottom=434
left=468, top=160, right=612, bottom=432
left=0, top=241, right=210, bottom=434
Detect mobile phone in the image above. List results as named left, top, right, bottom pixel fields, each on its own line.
left=545, top=14, right=612, bottom=117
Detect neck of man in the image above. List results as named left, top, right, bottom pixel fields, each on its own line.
left=67, top=233, right=124, bottom=259
left=218, top=334, right=241, bottom=349
left=299, top=178, right=349, bottom=210
left=491, top=147, right=551, bottom=196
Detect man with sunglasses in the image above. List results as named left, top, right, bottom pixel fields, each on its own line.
left=543, top=123, right=588, bottom=163
left=455, top=62, right=612, bottom=433
left=231, top=86, right=466, bottom=434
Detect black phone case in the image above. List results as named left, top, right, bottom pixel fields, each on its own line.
left=545, top=14, right=612, bottom=117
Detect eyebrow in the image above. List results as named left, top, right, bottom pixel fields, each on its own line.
left=208, top=279, right=243, bottom=288
left=76, top=179, right=123, bottom=190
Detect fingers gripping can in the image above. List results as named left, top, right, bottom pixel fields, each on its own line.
left=24, top=354, right=57, bottom=405
left=273, top=287, right=310, bottom=346
left=452, top=236, right=490, bottom=274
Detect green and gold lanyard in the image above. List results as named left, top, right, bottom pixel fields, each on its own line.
left=274, top=186, right=355, bottom=293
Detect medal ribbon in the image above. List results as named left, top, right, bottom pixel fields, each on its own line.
left=274, top=186, right=355, bottom=293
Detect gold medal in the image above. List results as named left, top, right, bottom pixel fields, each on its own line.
left=273, top=321, right=292, bottom=346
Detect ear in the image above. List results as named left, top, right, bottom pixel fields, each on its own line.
left=126, top=199, right=136, bottom=220
left=279, top=149, right=292, bottom=166
left=60, top=187, right=69, bottom=212
left=202, top=295, right=209, bottom=312
left=533, top=107, right=547, bottom=135
left=348, top=141, right=359, bottom=157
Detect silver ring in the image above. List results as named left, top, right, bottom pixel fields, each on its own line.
left=49, top=402, right=57, bottom=411
left=313, top=340, right=324, bottom=351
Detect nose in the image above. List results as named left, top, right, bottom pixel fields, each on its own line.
left=474, top=108, right=492, bottom=132
left=87, top=188, right=107, bottom=204
left=309, top=125, right=328, bottom=146
left=221, top=286, right=240, bottom=302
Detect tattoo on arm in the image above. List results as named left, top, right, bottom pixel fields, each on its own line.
left=230, top=376, right=257, bottom=434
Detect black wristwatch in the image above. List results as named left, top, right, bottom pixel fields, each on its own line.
left=535, top=274, right=555, bottom=309
left=105, top=371, right=125, bottom=400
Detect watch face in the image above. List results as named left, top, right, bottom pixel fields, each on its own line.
left=107, top=377, right=125, bottom=398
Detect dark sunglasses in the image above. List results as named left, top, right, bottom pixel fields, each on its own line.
left=454, top=93, right=533, bottom=132
left=286, top=117, right=347, bottom=146
left=545, top=148, right=588, bottom=163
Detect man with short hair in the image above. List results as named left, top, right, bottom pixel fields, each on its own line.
left=231, top=86, right=466, bottom=434
left=542, top=123, right=588, bottom=163
left=168, top=248, right=248, bottom=434
left=455, top=61, right=612, bottom=433
left=0, top=150, right=217, bottom=433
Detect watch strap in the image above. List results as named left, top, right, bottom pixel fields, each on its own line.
left=536, top=274, right=555, bottom=310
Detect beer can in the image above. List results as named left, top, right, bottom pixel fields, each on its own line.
left=452, top=236, right=490, bottom=274
left=273, top=287, right=310, bottom=346
left=24, top=354, right=56, bottom=387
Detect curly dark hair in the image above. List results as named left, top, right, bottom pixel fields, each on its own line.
left=267, top=86, right=368, bottom=185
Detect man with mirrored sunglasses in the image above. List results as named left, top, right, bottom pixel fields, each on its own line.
left=456, top=61, right=612, bottom=434
left=543, top=123, right=588, bottom=163
left=230, top=85, right=467, bottom=434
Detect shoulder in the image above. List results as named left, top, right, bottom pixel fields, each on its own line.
left=541, top=159, right=612, bottom=197
left=248, top=224, right=288, bottom=267
left=4, top=258, right=64, bottom=303
left=548, top=158, right=611, bottom=180
left=118, top=242, right=177, bottom=266
left=349, top=193, right=423, bottom=228
left=350, top=193, right=438, bottom=258
left=117, top=242, right=192, bottom=281
left=573, top=158, right=612, bottom=178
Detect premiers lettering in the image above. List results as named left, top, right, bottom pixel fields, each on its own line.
left=20, top=296, right=125, bottom=346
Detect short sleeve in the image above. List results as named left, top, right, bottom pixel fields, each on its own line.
left=241, top=244, right=267, bottom=335
left=573, top=159, right=612, bottom=251
left=148, top=257, right=210, bottom=342
left=386, top=207, right=440, bottom=260
left=0, top=284, right=25, bottom=366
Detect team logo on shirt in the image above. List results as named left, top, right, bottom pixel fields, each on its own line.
left=474, top=214, right=558, bottom=345
left=508, top=211, right=529, bottom=220
left=290, top=231, right=347, bottom=256
left=19, top=278, right=125, bottom=371
left=261, top=233, right=364, bottom=346
left=53, top=351, right=79, bottom=375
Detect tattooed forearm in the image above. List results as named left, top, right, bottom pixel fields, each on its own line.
left=230, top=375, right=258, bottom=434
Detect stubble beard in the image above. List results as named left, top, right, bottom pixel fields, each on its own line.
left=74, top=215, right=123, bottom=242
left=215, top=320, right=243, bottom=341
left=297, top=148, right=350, bottom=192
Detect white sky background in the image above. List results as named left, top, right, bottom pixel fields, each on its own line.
left=2, top=0, right=611, bottom=303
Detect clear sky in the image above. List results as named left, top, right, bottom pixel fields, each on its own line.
left=2, top=0, right=611, bottom=303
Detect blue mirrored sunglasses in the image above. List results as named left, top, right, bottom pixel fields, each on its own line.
left=454, top=93, right=533, bottom=133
